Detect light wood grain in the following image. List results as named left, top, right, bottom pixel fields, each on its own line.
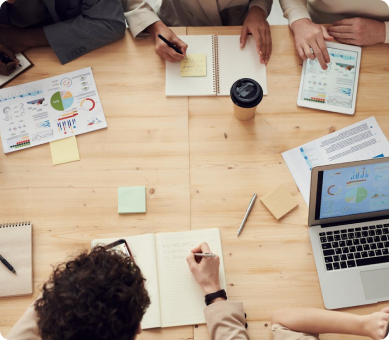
left=1, top=24, right=389, bottom=340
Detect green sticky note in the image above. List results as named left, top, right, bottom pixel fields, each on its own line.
left=118, top=186, right=146, bottom=214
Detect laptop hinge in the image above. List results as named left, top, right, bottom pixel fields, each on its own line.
left=319, top=215, right=389, bottom=228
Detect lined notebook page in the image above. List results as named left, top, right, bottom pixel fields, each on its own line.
left=155, top=228, right=226, bottom=328
left=217, top=35, right=268, bottom=96
left=166, top=35, right=215, bottom=97
left=91, top=234, right=161, bottom=329
left=0, top=222, right=32, bottom=297
left=0, top=53, right=32, bottom=88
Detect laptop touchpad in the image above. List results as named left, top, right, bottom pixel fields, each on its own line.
left=360, top=269, right=389, bottom=300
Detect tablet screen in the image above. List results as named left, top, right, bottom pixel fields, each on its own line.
left=301, top=47, right=359, bottom=109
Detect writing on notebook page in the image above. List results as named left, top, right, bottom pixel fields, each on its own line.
left=181, top=55, right=207, bottom=77
left=162, top=242, right=194, bottom=260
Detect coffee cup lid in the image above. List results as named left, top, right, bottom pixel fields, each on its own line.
left=230, top=78, right=263, bottom=108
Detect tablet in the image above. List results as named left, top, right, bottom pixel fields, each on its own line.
left=297, top=42, right=362, bottom=115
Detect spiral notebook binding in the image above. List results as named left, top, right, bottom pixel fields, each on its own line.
left=0, top=221, right=30, bottom=228
left=212, top=35, right=220, bottom=95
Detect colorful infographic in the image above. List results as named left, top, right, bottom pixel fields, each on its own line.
left=301, top=47, right=358, bottom=108
left=0, top=67, right=107, bottom=153
left=320, top=161, right=389, bottom=219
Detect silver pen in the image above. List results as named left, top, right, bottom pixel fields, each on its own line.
left=194, top=253, right=215, bottom=257
left=237, top=193, right=257, bottom=236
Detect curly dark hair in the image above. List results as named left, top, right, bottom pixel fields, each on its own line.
left=35, top=246, right=150, bottom=340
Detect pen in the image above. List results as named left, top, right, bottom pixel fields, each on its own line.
left=237, top=193, right=257, bottom=237
left=194, top=253, right=215, bottom=258
left=0, top=254, right=17, bottom=274
left=0, top=53, right=22, bottom=67
left=157, top=34, right=183, bottom=55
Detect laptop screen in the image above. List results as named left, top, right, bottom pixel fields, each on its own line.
left=318, top=161, right=389, bottom=220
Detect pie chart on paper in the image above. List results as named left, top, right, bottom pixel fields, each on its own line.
left=51, top=91, right=74, bottom=111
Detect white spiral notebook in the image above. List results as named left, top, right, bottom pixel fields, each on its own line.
left=0, top=221, right=33, bottom=298
left=92, top=228, right=226, bottom=329
left=166, top=35, right=268, bottom=97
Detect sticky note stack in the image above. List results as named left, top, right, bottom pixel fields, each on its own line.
left=260, top=185, right=298, bottom=220
left=118, top=186, right=146, bottom=214
left=50, top=136, right=80, bottom=166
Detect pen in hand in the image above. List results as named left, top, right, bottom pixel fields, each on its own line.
left=0, top=53, right=21, bottom=68
left=0, top=254, right=17, bottom=274
left=194, top=253, right=215, bottom=258
left=157, top=34, right=184, bottom=55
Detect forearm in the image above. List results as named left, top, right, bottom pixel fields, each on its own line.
left=249, top=0, right=273, bottom=18
left=272, top=308, right=369, bottom=337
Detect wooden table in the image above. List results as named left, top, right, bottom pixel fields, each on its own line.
left=1, top=26, right=389, bottom=340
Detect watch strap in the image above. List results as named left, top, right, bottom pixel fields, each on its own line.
left=204, top=289, right=227, bottom=306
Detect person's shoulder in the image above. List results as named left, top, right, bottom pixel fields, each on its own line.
left=272, top=324, right=320, bottom=340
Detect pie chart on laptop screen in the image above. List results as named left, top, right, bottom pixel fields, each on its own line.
left=50, top=91, right=74, bottom=111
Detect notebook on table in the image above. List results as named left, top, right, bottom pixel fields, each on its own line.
left=166, top=35, right=268, bottom=97
left=0, top=221, right=33, bottom=298
left=0, top=53, right=33, bottom=88
left=91, top=228, right=227, bottom=329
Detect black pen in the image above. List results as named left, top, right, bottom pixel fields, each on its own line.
left=0, top=254, right=17, bottom=274
left=157, top=34, right=183, bottom=55
left=0, top=53, right=22, bottom=67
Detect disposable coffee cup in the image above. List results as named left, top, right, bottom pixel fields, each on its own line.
left=230, top=78, right=263, bottom=121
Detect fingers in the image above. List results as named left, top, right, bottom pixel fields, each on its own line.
left=240, top=27, right=249, bottom=48
left=171, top=36, right=188, bottom=57
left=321, top=26, right=335, bottom=42
left=333, top=18, right=355, bottom=26
left=156, top=46, right=184, bottom=62
left=0, top=44, right=19, bottom=64
left=0, top=61, right=16, bottom=76
left=186, top=252, right=197, bottom=269
left=191, top=242, right=211, bottom=254
left=380, top=307, right=389, bottom=314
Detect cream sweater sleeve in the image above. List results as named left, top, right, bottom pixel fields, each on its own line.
left=122, top=0, right=160, bottom=38
left=279, top=0, right=311, bottom=26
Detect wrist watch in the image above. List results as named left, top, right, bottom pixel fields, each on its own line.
left=204, top=289, right=227, bottom=306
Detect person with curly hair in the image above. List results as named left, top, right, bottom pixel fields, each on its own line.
left=7, top=247, right=151, bottom=340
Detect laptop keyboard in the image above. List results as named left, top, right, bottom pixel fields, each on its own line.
left=320, top=224, right=389, bottom=271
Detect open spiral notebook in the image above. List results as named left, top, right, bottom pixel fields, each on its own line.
left=0, top=221, right=33, bottom=298
left=166, top=35, right=268, bottom=97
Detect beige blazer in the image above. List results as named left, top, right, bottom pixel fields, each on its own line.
left=122, top=0, right=273, bottom=38
left=204, top=301, right=320, bottom=340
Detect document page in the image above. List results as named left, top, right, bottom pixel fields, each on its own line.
left=0, top=67, right=107, bottom=153
left=91, top=234, right=161, bottom=329
left=282, top=117, right=389, bottom=206
left=155, top=228, right=226, bottom=328
left=165, top=35, right=215, bottom=96
left=217, top=35, right=268, bottom=96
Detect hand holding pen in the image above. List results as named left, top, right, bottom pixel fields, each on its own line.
left=0, top=45, right=20, bottom=76
left=147, top=21, right=188, bottom=62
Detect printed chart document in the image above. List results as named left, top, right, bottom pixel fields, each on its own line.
left=91, top=228, right=227, bottom=329
left=282, top=117, right=389, bottom=206
left=0, top=67, right=107, bottom=153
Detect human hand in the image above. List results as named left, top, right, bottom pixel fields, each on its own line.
left=0, top=44, right=19, bottom=76
left=291, top=18, right=334, bottom=70
left=147, top=21, right=188, bottom=62
left=0, top=24, right=30, bottom=53
left=186, top=242, right=221, bottom=295
left=240, top=6, right=271, bottom=64
left=362, top=307, right=389, bottom=340
left=328, top=18, right=386, bottom=46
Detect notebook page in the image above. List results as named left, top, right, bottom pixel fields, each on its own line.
left=0, top=222, right=32, bottom=297
left=91, top=234, right=161, bottom=329
left=217, top=35, right=268, bottom=96
left=166, top=35, right=215, bottom=97
left=155, top=228, right=226, bottom=328
left=0, top=53, right=32, bottom=88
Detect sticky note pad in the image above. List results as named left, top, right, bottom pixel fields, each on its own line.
left=181, top=54, right=207, bottom=77
left=118, top=186, right=146, bottom=214
left=260, top=185, right=298, bottom=220
left=50, top=136, right=80, bottom=166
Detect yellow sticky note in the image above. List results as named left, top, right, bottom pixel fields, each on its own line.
left=180, top=54, right=207, bottom=77
left=50, top=136, right=80, bottom=166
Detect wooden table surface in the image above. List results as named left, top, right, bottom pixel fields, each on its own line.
left=1, top=25, right=389, bottom=340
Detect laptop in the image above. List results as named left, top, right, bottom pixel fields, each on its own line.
left=309, top=157, right=389, bottom=309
